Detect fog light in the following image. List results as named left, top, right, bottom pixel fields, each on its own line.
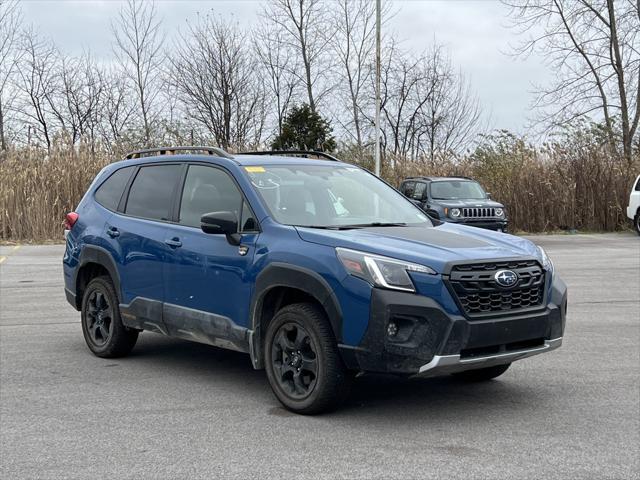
left=387, top=322, right=398, bottom=337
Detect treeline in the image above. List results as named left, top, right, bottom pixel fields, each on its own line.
left=1, top=0, right=638, bottom=240
left=0, top=0, right=480, bottom=159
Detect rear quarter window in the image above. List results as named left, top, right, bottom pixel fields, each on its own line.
left=94, top=166, right=135, bottom=211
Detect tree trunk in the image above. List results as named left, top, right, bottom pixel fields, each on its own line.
left=0, top=100, right=5, bottom=151
left=297, top=1, right=316, bottom=113
left=606, top=0, right=632, bottom=164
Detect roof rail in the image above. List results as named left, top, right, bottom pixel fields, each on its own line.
left=123, top=146, right=233, bottom=160
left=239, top=150, right=341, bottom=162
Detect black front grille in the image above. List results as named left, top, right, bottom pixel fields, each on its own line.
left=462, top=207, right=495, bottom=218
left=447, top=260, right=546, bottom=317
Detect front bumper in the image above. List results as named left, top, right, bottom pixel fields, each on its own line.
left=445, top=218, right=508, bottom=231
left=416, top=337, right=562, bottom=377
left=340, top=276, right=567, bottom=375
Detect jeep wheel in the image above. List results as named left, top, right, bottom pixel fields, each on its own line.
left=452, top=363, right=511, bottom=382
left=81, top=276, right=138, bottom=358
left=264, top=303, right=353, bottom=415
left=634, top=212, right=640, bottom=236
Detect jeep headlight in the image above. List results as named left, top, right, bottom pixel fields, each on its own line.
left=495, top=208, right=504, bottom=217
left=336, top=248, right=435, bottom=292
left=537, top=246, right=554, bottom=274
left=449, top=208, right=461, bottom=218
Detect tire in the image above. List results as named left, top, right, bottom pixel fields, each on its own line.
left=264, top=302, right=353, bottom=415
left=452, top=363, right=511, bottom=382
left=81, top=276, right=138, bottom=358
left=634, top=212, right=640, bottom=236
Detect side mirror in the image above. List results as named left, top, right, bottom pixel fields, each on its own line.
left=486, top=192, right=492, bottom=199
left=201, top=211, right=241, bottom=245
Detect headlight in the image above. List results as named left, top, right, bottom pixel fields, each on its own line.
left=336, top=248, right=435, bottom=292
left=449, top=208, right=461, bottom=218
left=495, top=208, right=504, bottom=217
left=537, top=246, right=554, bottom=274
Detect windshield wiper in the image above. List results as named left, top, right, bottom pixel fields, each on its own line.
left=339, top=222, right=408, bottom=228
left=298, top=225, right=360, bottom=230
left=298, top=222, right=407, bottom=230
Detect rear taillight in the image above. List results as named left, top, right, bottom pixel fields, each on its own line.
left=64, top=212, right=79, bottom=230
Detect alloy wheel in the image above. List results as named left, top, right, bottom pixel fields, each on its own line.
left=85, top=289, right=113, bottom=346
left=270, top=322, right=318, bottom=399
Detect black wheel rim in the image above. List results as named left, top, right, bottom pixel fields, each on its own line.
left=271, top=322, right=318, bottom=399
left=85, top=289, right=113, bottom=346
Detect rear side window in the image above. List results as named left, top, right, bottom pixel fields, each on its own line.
left=125, top=164, right=181, bottom=221
left=178, top=165, right=244, bottom=228
left=94, top=166, right=134, bottom=211
left=636, top=177, right=640, bottom=191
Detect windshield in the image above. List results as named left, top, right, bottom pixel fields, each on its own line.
left=430, top=180, right=486, bottom=200
left=244, top=164, right=432, bottom=228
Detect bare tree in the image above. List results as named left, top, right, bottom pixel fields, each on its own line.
left=331, top=0, right=379, bottom=150
left=360, top=40, right=481, bottom=162
left=46, top=53, right=104, bottom=149
left=99, top=68, right=136, bottom=149
left=0, top=0, right=21, bottom=150
left=377, top=42, right=427, bottom=157
left=167, top=15, right=266, bottom=149
left=112, top=0, right=163, bottom=146
left=254, top=24, right=300, bottom=138
left=16, top=27, right=59, bottom=151
left=414, top=46, right=482, bottom=163
left=264, top=0, right=333, bottom=114
left=504, top=0, right=640, bottom=163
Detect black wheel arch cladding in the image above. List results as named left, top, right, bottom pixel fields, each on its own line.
left=73, top=246, right=122, bottom=309
left=249, top=262, right=343, bottom=369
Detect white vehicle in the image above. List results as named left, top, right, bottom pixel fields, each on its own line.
left=627, top=175, right=640, bottom=235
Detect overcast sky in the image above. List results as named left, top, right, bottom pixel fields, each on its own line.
left=21, top=0, right=551, bottom=134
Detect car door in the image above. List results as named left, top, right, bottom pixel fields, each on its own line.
left=162, top=163, right=260, bottom=351
left=107, top=163, right=182, bottom=333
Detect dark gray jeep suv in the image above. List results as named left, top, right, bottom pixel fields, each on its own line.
left=400, top=176, right=508, bottom=232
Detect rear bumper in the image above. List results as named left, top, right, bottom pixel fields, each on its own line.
left=340, top=276, right=567, bottom=375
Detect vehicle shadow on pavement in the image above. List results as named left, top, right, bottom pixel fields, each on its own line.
left=128, top=333, right=547, bottom=421
left=342, top=373, right=544, bottom=418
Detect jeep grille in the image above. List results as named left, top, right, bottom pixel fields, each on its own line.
left=462, top=207, right=496, bottom=218
left=447, top=260, right=546, bottom=317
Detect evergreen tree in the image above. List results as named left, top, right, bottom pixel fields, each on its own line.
left=272, top=104, right=336, bottom=151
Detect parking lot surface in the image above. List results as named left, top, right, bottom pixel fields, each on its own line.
left=1, top=234, right=639, bottom=479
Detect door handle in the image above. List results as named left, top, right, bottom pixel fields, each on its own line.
left=106, top=226, right=120, bottom=238
left=165, top=237, right=182, bottom=248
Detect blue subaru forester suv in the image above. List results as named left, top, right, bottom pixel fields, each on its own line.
left=63, top=147, right=567, bottom=414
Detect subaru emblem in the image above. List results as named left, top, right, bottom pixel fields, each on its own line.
left=494, top=269, right=518, bottom=287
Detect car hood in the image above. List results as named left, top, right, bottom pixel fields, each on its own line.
left=433, top=199, right=504, bottom=208
left=295, top=222, right=539, bottom=274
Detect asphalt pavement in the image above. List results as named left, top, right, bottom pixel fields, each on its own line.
left=0, top=233, right=638, bottom=479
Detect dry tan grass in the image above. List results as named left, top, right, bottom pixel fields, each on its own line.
left=0, top=141, right=637, bottom=242
left=0, top=146, right=112, bottom=241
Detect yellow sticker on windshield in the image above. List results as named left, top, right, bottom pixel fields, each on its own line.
left=245, top=166, right=265, bottom=173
